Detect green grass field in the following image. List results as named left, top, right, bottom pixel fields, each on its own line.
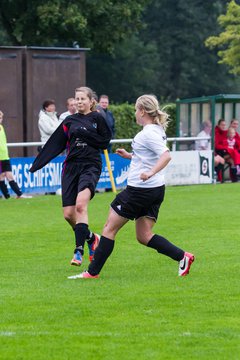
left=0, top=183, right=239, bottom=360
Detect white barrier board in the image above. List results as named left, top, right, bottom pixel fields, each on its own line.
left=165, top=150, right=213, bottom=185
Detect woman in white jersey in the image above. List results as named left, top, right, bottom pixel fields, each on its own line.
left=69, top=94, right=195, bottom=279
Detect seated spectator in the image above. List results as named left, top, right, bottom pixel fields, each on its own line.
left=59, top=98, right=77, bottom=122
left=196, top=120, right=225, bottom=182
left=230, top=119, right=240, bottom=142
left=0, top=111, right=32, bottom=199
left=195, top=120, right=211, bottom=150
left=222, top=127, right=240, bottom=180
left=38, top=99, right=59, bottom=144
left=215, top=118, right=228, bottom=158
left=215, top=122, right=240, bottom=182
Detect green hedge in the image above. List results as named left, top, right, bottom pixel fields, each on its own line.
left=109, top=102, right=176, bottom=152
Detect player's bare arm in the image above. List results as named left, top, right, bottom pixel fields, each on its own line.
left=140, top=150, right=171, bottom=181
left=116, top=148, right=132, bottom=159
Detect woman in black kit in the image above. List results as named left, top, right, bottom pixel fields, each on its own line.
left=30, top=86, right=111, bottom=266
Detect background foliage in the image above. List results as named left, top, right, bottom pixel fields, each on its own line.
left=1, top=0, right=240, bottom=103
left=206, top=0, right=240, bottom=75
left=110, top=102, right=176, bottom=152
left=0, top=0, right=148, bottom=53
left=88, top=0, right=240, bottom=102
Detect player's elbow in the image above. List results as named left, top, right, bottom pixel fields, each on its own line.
left=165, top=150, right=171, bottom=162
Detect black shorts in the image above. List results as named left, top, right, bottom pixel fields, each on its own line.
left=61, top=161, right=101, bottom=207
left=111, top=185, right=165, bottom=221
left=0, top=159, right=12, bottom=173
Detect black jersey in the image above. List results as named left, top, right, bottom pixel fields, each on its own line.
left=30, top=111, right=111, bottom=173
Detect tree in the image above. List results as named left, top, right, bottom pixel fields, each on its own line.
left=205, top=0, right=240, bottom=75
left=87, top=35, right=161, bottom=103
left=88, top=0, right=240, bottom=103
left=0, top=0, right=148, bottom=52
left=141, top=0, right=238, bottom=99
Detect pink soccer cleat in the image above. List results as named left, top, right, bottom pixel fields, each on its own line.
left=178, top=252, right=195, bottom=276
left=68, top=271, right=99, bottom=279
left=88, top=233, right=100, bottom=262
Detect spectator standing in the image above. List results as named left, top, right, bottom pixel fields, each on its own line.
left=59, top=98, right=77, bottom=122
left=38, top=99, right=59, bottom=144
left=97, top=95, right=115, bottom=152
left=0, top=111, right=32, bottom=199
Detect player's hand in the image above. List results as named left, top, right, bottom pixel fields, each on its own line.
left=116, top=148, right=131, bottom=159
left=140, top=171, right=154, bottom=181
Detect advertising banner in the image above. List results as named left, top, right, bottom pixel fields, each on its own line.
left=5, top=151, right=212, bottom=195
left=165, top=150, right=213, bottom=185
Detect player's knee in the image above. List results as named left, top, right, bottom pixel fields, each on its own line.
left=136, top=233, right=152, bottom=245
left=75, top=202, right=86, bottom=215
left=102, top=221, right=118, bottom=239
left=63, top=209, right=75, bottom=224
left=136, top=235, right=146, bottom=245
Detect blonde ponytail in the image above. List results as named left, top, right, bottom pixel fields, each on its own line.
left=136, top=94, right=169, bottom=130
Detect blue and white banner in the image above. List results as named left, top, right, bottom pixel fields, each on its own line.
left=7, top=154, right=131, bottom=194
left=4, top=150, right=212, bottom=195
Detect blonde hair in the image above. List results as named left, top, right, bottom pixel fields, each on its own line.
left=228, top=127, right=236, bottom=136
left=75, top=86, right=96, bottom=111
left=136, top=94, right=169, bottom=130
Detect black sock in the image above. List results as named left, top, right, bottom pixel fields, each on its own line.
left=9, top=180, right=22, bottom=196
left=147, top=234, right=184, bottom=261
left=74, top=223, right=89, bottom=255
left=215, top=163, right=224, bottom=173
left=88, top=236, right=114, bottom=276
left=0, top=181, right=10, bottom=199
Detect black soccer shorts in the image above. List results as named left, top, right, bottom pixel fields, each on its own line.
left=111, top=185, right=165, bottom=221
left=0, top=159, right=12, bottom=173
left=61, top=161, right=101, bottom=207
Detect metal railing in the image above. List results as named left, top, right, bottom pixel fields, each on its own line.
left=7, top=137, right=211, bottom=151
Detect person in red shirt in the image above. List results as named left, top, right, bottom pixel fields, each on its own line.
left=223, top=127, right=240, bottom=179
left=214, top=119, right=228, bottom=182
left=214, top=119, right=240, bottom=181
left=230, top=119, right=240, bottom=144
left=215, top=119, right=228, bottom=155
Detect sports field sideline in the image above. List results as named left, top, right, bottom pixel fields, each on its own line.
left=0, top=183, right=239, bottom=360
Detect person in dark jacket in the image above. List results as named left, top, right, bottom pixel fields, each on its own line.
left=30, top=86, right=111, bottom=266
left=97, top=95, right=115, bottom=152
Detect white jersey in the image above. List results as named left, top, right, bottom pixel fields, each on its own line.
left=127, top=124, right=169, bottom=188
left=195, top=130, right=211, bottom=150
left=59, top=111, right=71, bottom=122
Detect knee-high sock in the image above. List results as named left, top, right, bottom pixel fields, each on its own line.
left=0, top=181, right=10, bottom=199
left=9, top=180, right=22, bottom=196
left=88, top=236, right=114, bottom=276
left=74, top=223, right=89, bottom=255
left=147, top=234, right=184, bottom=261
left=230, top=167, right=238, bottom=182
left=215, top=164, right=223, bottom=182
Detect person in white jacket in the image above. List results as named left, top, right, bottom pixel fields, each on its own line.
left=38, top=99, right=60, bottom=144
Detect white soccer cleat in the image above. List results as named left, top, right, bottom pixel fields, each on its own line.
left=178, top=252, right=195, bottom=276
left=16, top=194, right=33, bottom=199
